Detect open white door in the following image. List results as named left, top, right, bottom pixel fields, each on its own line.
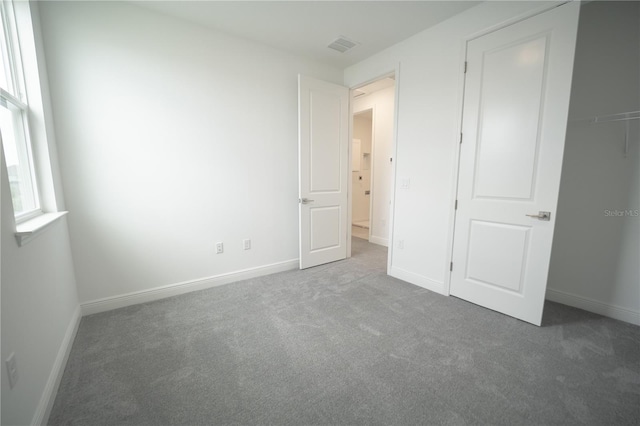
left=298, top=75, right=349, bottom=269
left=450, top=3, right=580, bottom=325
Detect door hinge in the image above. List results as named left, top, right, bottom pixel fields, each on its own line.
left=464, top=61, right=468, bottom=74
left=455, top=200, right=458, bottom=210
left=460, top=133, right=463, bottom=144
left=450, top=262, right=453, bottom=271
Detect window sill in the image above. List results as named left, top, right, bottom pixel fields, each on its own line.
left=15, top=211, right=68, bottom=246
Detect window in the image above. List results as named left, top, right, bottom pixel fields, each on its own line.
left=0, top=0, right=40, bottom=222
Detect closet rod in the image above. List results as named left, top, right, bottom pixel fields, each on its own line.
left=577, top=110, right=640, bottom=124
left=592, top=116, right=639, bottom=123
left=571, top=110, right=638, bottom=158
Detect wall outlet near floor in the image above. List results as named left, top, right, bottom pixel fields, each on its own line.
left=215, top=242, right=224, bottom=254
left=243, top=239, right=251, bottom=250
left=397, top=239, right=404, bottom=249
left=5, top=352, right=18, bottom=389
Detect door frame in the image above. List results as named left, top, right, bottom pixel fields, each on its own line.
left=444, top=1, right=576, bottom=296
left=346, top=64, right=401, bottom=268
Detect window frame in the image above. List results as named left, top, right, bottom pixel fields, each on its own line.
left=0, top=0, right=42, bottom=224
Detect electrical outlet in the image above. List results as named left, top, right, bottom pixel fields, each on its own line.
left=397, top=239, right=404, bottom=249
left=243, top=239, right=251, bottom=250
left=400, top=177, right=410, bottom=189
left=6, top=352, right=18, bottom=389
left=215, top=242, right=224, bottom=254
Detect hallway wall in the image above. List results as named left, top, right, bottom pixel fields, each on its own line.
left=353, top=86, right=395, bottom=247
left=352, top=112, right=372, bottom=225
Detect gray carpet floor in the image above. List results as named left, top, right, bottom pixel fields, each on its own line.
left=50, top=239, right=640, bottom=425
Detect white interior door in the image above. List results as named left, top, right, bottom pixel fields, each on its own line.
left=298, top=75, right=349, bottom=269
left=450, top=3, right=580, bottom=325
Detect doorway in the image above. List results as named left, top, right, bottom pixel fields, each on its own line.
left=350, top=76, right=395, bottom=248
left=352, top=109, right=373, bottom=240
left=297, top=73, right=396, bottom=269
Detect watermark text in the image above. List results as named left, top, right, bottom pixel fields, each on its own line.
left=604, top=209, right=639, bottom=217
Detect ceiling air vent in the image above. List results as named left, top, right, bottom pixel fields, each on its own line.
left=328, top=37, right=358, bottom=54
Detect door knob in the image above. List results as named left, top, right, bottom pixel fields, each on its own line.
left=526, top=211, right=551, bottom=221
left=299, top=198, right=314, bottom=204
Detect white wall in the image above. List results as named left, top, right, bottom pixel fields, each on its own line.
left=354, top=86, right=395, bottom=247
left=352, top=113, right=372, bottom=224
left=38, top=1, right=342, bottom=305
left=344, top=1, right=561, bottom=293
left=547, top=1, right=640, bottom=325
left=1, top=3, right=80, bottom=425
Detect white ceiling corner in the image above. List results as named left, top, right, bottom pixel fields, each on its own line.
left=131, top=1, right=481, bottom=69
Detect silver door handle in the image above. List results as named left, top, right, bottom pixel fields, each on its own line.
left=526, top=211, right=551, bottom=221
left=299, top=198, right=314, bottom=204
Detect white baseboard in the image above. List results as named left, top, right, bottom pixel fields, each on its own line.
left=546, top=288, right=640, bottom=326
left=369, top=235, right=388, bottom=247
left=33, top=305, right=82, bottom=426
left=81, top=259, right=299, bottom=316
left=389, top=266, right=445, bottom=295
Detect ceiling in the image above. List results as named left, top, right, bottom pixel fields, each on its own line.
left=132, top=1, right=480, bottom=68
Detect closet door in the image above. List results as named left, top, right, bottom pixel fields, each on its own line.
left=450, top=3, right=580, bottom=325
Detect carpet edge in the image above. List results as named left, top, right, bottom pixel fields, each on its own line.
left=80, top=259, right=299, bottom=316
left=34, top=305, right=82, bottom=426
left=546, top=288, right=640, bottom=326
